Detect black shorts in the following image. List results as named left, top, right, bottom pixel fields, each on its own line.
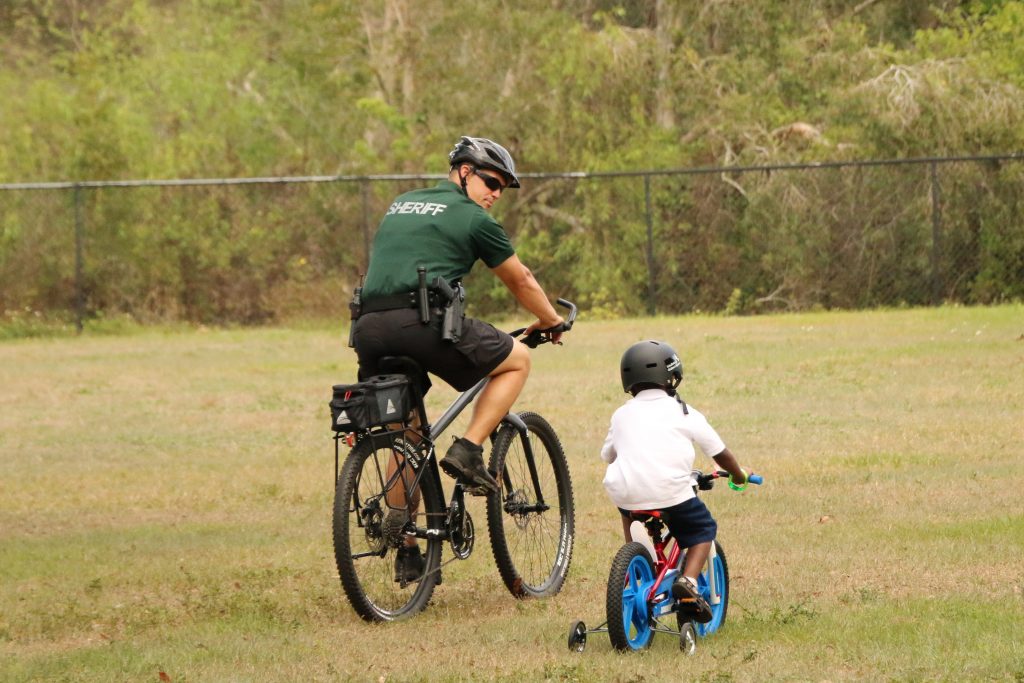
left=352, top=308, right=514, bottom=393
left=619, top=497, right=717, bottom=549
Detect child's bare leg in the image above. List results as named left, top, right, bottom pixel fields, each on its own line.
left=682, top=541, right=712, bottom=580
left=620, top=513, right=633, bottom=543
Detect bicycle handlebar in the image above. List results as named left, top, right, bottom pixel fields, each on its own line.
left=695, top=470, right=764, bottom=490
left=510, top=298, right=578, bottom=348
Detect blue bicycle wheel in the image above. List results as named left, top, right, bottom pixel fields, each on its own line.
left=696, top=540, right=729, bottom=636
left=606, top=542, right=656, bottom=651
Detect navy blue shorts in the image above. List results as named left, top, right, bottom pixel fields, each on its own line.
left=620, top=496, right=717, bottom=549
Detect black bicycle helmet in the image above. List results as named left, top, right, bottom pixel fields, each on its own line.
left=448, top=136, right=521, bottom=188
left=620, top=340, right=683, bottom=394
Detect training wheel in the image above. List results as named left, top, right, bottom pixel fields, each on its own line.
left=567, top=620, right=587, bottom=653
left=679, top=621, right=697, bottom=655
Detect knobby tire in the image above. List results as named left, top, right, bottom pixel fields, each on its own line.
left=486, top=411, right=575, bottom=598
left=333, top=435, right=444, bottom=621
left=606, top=542, right=656, bottom=651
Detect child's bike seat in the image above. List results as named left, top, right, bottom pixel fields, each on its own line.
left=625, top=510, right=664, bottom=522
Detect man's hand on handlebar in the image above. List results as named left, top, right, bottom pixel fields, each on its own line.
left=510, top=299, right=577, bottom=348
left=524, top=317, right=565, bottom=346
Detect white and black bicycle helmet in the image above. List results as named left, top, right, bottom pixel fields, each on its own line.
left=620, top=340, right=683, bottom=394
left=448, top=136, right=521, bottom=188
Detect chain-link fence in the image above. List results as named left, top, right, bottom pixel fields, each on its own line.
left=1, top=154, right=1022, bottom=330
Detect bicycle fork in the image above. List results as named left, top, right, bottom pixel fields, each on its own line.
left=705, top=542, right=721, bottom=607
left=497, top=412, right=548, bottom=512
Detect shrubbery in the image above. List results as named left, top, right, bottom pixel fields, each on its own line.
left=1, top=2, right=1022, bottom=323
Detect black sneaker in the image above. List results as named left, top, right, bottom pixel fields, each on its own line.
left=393, top=545, right=442, bottom=586
left=439, top=437, right=499, bottom=495
left=394, top=545, right=425, bottom=585
left=672, top=577, right=713, bottom=623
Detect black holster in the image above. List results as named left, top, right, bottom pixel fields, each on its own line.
left=432, top=276, right=465, bottom=344
left=347, top=286, right=362, bottom=348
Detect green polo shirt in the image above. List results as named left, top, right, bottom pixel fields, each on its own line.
left=361, top=180, right=516, bottom=299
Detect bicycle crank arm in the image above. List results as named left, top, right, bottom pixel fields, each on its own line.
left=413, top=527, right=451, bottom=541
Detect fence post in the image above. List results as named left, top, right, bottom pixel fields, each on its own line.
left=644, top=174, right=656, bottom=315
left=73, top=184, right=85, bottom=334
left=929, top=162, right=943, bottom=304
left=360, top=179, right=371, bottom=274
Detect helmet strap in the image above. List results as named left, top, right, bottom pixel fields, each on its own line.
left=458, top=164, right=471, bottom=195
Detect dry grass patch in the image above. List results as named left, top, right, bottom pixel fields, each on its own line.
left=2, top=305, right=1023, bottom=681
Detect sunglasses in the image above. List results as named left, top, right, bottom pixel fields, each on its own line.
left=473, top=168, right=507, bottom=192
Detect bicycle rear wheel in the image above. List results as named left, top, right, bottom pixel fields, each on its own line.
left=607, top=542, right=656, bottom=651
left=333, top=435, right=444, bottom=621
left=486, top=412, right=574, bottom=598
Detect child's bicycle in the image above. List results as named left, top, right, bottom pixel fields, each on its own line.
left=567, top=470, right=763, bottom=653
left=331, top=299, right=577, bottom=622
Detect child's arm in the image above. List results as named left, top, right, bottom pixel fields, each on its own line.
left=711, top=447, right=749, bottom=484
left=600, top=423, right=617, bottom=463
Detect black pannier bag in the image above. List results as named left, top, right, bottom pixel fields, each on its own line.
left=329, top=374, right=412, bottom=433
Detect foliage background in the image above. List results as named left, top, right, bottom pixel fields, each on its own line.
left=1, top=1, right=1023, bottom=324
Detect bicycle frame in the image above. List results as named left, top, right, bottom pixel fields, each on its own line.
left=638, top=524, right=722, bottom=609
left=333, top=370, right=549, bottom=550
left=628, top=517, right=682, bottom=621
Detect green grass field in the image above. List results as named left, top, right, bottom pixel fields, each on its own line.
left=2, top=306, right=1023, bottom=682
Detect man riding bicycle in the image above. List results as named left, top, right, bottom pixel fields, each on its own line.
left=350, top=136, right=564, bottom=577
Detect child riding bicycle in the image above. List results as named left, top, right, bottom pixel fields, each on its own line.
left=600, top=340, right=753, bottom=623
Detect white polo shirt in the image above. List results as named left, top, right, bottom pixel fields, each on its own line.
left=600, top=389, right=726, bottom=510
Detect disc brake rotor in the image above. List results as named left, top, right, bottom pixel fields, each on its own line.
left=505, top=489, right=533, bottom=530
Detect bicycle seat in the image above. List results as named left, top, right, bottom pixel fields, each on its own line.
left=625, top=510, right=663, bottom=522
left=378, top=355, right=422, bottom=377
left=377, top=356, right=425, bottom=397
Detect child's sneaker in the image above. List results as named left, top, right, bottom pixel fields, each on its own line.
left=672, top=576, right=713, bottom=623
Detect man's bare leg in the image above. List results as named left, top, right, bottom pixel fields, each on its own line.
left=385, top=420, right=423, bottom=549
left=463, top=342, right=530, bottom=444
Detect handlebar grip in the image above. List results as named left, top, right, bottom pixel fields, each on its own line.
left=556, top=298, right=578, bottom=330
left=509, top=299, right=576, bottom=345
left=748, top=474, right=764, bottom=485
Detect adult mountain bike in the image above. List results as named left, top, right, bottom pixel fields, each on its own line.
left=331, top=299, right=577, bottom=622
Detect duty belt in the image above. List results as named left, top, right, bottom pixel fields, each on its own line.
left=360, top=290, right=446, bottom=314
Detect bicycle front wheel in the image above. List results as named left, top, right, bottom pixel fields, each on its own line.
left=333, top=436, right=444, bottom=621
left=697, top=540, right=729, bottom=636
left=486, top=411, right=575, bottom=598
